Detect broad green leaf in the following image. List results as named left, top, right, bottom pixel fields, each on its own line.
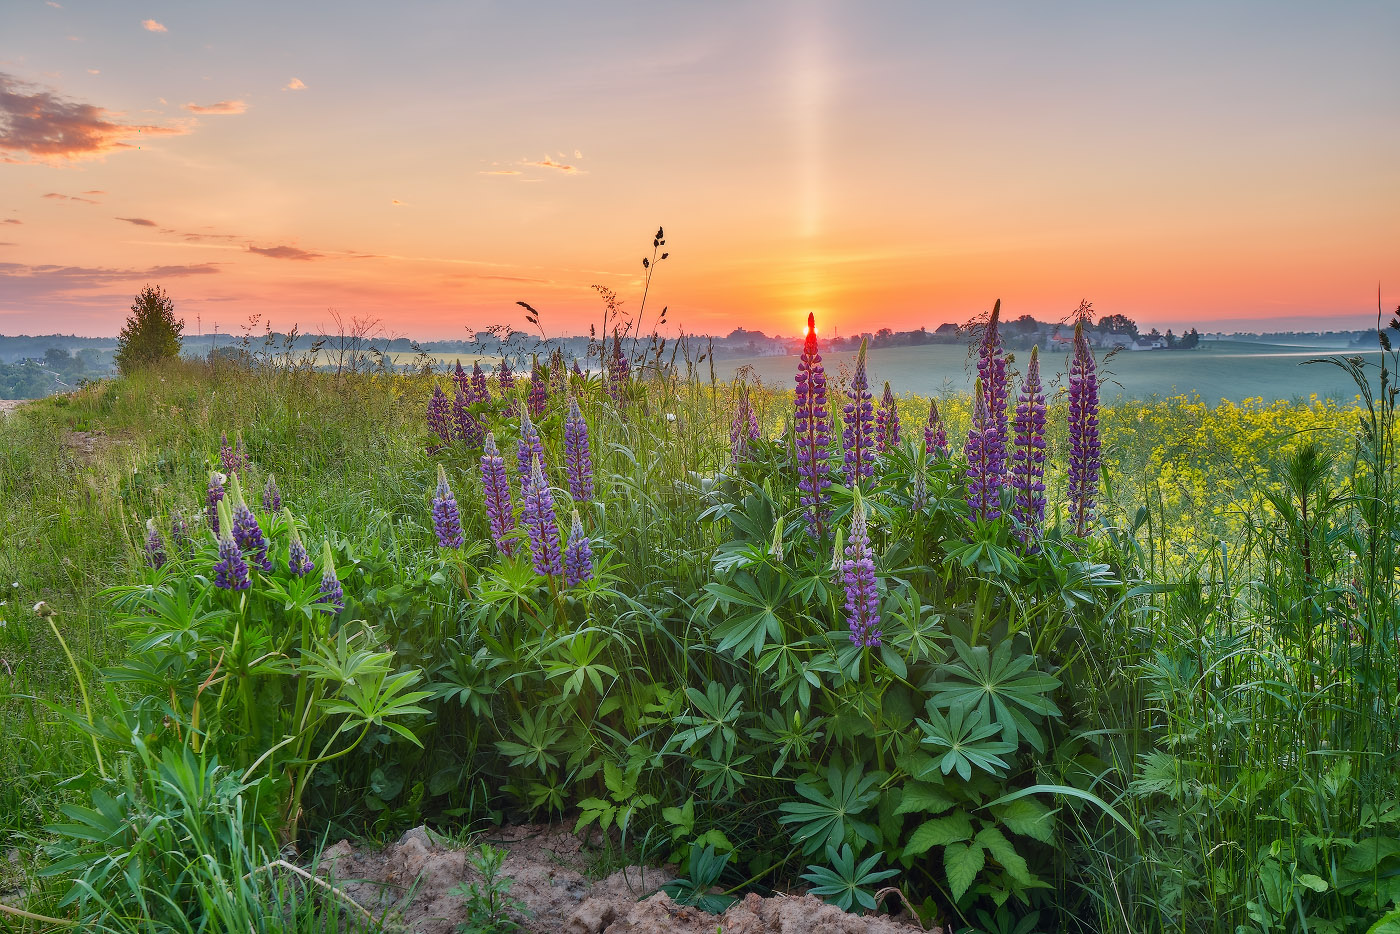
left=905, top=811, right=973, bottom=856
left=944, top=841, right=984, bottom=902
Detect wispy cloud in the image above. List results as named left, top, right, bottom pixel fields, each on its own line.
left=520, top=156, right=582, bottom=175
left=183, top=99, right=246, bottom=115
left=116, top=217, right=157, bottom=227
left=391, top=199, right=402, bottom=205
left=0, top=261, right=220, bottom=303
left=42, top=191, right=101, bottom=204
left=2, top=219, right=20, bottom=225
left=87, top=69, right=100, bottom=75
left=481, top=169, right=522, bottom=176
left=0, top=71, right=188, bottom=163
left=284, top=78, right=306, bottom=91
left=46, top=1, right=62, bottom=8
left=247, top=244, right=322, bottom=261
left=0, top=242, right=16, bottom=247
left=141, top=19, right=167, bottom=33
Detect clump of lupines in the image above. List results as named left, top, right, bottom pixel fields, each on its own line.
left=840, top=490, right=881, bottom=648
left=471, top=361, right=489, bottom=402
left=794, top=312, right=832, bottom=537
left=965, top=377, right=1004, bottom=522
left=481, top=432, right=515, bottom=557
left=875, top=381, right=901, bottom=454
left=228, top=474, right=273, bottom=573
left=729, top=385, right=761, bottom=462
left=528, top=358, right=548, bottom=418
left=842, top=339, right=876, bottom=487
left=607, top=331, right=629, bottom=404
left=316, top=541, right=343, bottom=611
left=263, top=474, right=282, bottom=512
left=453, top=387, right=484, bottom=446
left=564, top=395, right=594, bottom=502
left=206, top=471, right=226, bottom=534
left=212, top=500, right=250, bottom=592
left=1011, top=345, right=1048, bottom=548
left=170, top=510, right=191, bottom=551
left=145, top=519, right=167, bottom=569
left=517, top=407, right=545, bottom=486
left=549, top=349, right=569, bottom=397
left=563, top=508, right=594, bottom=587
left=454, top=360, right=473, bottom=401
left=426, top=384, right=452, bottom=447
left=521, top=454, right=562, bottom=578
left=497, top=358, right=515, bottom=392
left=285, top=510, right=314, bottom=577
left=976, top=300, right=1009, bottom=474
left=219, top=431, right=248, bottom=476
left=924, top=399, right=950, bottom=459
left=1068, top=319, right=1101, bottom=536
left=431, top=464, right=465, bottom=549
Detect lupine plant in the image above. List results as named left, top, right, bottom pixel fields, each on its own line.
left=528, top=358, right=548, bottom=418
left=965, top=377, right=1003, bottom=522
left=842, top=339, right=875, bottom=487
left=427, top=384, right=452, bottom=448
left=263, top=474, right=282, bottom=512
left=564, top=395, right=593, bottom=502
left=1010, top=346, right=1047, bottom=548
left=481, top=432, right=515, bottom=556
left=875, top=381, right=900, bottom=455
left=472, top=360, right=490, bottom=401
left=144, top=518, right=166, bottom=569
left=924, top=398, right=949, bottom=459
left=206, top=470, right=226, bottom=533
left=432, top=464, right=465, bottom=549
left=563, top=508, right=594, bottom=587
left=1068, top=319, right=1100, bottom=537
left=839, top=490, right=881, bottom=647
left=794, top=312, right=832, bottom=537
left=521, top=454, right=562, bottom=578
left=976, top=299, right=1009, bottom=471
left=517, top=407, right=545, bottom=485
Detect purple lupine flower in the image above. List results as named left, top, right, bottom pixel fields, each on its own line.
left=572, top=359, right=584, bottom=379
left=563, top=508, right=594, bottom=587
left=432, top=464, right=465, bottom=549
left=471, top=361, right=489, bottom=402
left=285, top=510, right=314, bottom=577
left=497, top=358, right=515, bottom=392
left=219, top=432, right=236, bottom=474
left=564, top=395, right=594, bottom=502
left=316, top=541, right=343, bottom=611
left=170, top=510, right=191, bottom=551
left=730, top=386, right=759, bottom=462
left=426, top=384, right=452, bottom=447
left=924, top=399, right=950, bottom=459
left=840, top=491, right=881, bottom=648
left=482, top=432, right=515, bottom=557
left=212, top=501, right=250, bottom=591
left=228, top=474, right=273, bottom=573
left=263, top=474, right=282, bottom=512
left=1011, top=346, right=1048, bottom=549
left=842, top=339, right=876, bottom=486
left=965, top=377, right=1004, bottom=522
left=517, top=407, right=545, bottom=487
left=521, top=454, right=563, bottom=578
left=1068, top=320, right=1101, bottom=537
left=976, top=300, right=1009, bottom=476
left=528, top=359, right=548, bottom=418
left=794, top=312, right=832, bottom=537
left=206, top=471, right=226, bottom=535
left=453, top=387, right=484, bottom=447
left=549, top=350, right=569, bottom=397
left=145, top=519, right=167, bottom=570
left=607, top=331, right=629, bottom=404
left=875, top=381, right=900, bottom=454
left=454, top=360, right=472, bottom=401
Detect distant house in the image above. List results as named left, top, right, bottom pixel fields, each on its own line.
left=1097, top=333, right=1135, bottom=350
left=933, top=323, right=960, bottom=337
left=1129, top=336, right=1167, bottom=351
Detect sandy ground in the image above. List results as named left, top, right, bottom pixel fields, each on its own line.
left=0, top=400, right=24, bottom=415
left=319, top=824, right=937, bottom=934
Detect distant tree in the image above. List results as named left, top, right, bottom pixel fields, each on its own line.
left=115, top=285, right=184, bottom=374
left=1097, top=313, right=1139, bottom=337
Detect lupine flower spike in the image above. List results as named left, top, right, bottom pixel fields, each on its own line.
left=550, top=350, right=569, bottom=397
left=794, top=312, right=832, bottom=537
left=228, top=473, right=273, bottom=572
left=206, top=471, right=227, bottom=534
left=563, top=508, right=594, bottom=587
left=840, top=489, right=881, bottom=648
left=263, top=474, right=282, bottom=512
left=876, top=381, right=900, bottom=454
left=170, top=510, right=191, bottom=551
left=1068, top=319, right=1101, bottom=537
left=965, top=377, right=1004, bottom=522
left=481, top=432, right=515, bottom=557
left=842, top=339, right=875, bottom=487
left=219, top=432, right=236, bottom=474
left=976, top=300, right=1009, bottom=475
left=453, top=387, right=483, bottom=447
left=284, top=510, right=314, bottom=577
left=517, top=407, right=545, bottom=486
left=316, top=541, right=344, bottom=611
left=145, top=519, right=167, bottom=569
left=528, top=358, right=548, bottom=418
left=521, top=454, right=563, bottom=578
left=564, top=395, right=594, bottom=502
left=607, top=331, right=629, bottom=404
left=432, top=465, right=465, bottom=549
left=426, top=384, right=452, bottom=447
left=730, top=385, right=760, bottom=462
left=454, top=360, right=472, bottom=401
left=213, top=500, right=250, bottom=591
left=924, top=400, right=949, bottom=459
left=1011, top=346, right=1048, bottom=549
left=471, top=361, right=489, bottom=402
left=497, top=358, right=515, bottom=392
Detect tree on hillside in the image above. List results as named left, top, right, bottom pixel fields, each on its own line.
left=114, top=285, right=184, bottom=374
left=1097, top=313, right=1139, bottom=337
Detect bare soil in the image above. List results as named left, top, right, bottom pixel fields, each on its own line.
left=319, top=825, right=938, bottom=934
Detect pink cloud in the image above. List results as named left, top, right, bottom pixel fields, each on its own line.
left=0, top=72, right=188, bottom=163
left=183, top=99, right=247, bottom=115
left=142, top=19, right=167, bottom=33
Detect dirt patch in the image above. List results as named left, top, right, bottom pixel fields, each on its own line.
left=0, top=400, right=24, bottom=416
left=319, top=825, right=937, bottom=934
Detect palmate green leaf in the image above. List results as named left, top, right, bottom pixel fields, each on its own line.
left=778, top=762, right=884, bottom=856
left=670, top=681, right=744, bottom=751
left=916, top=703, right=1017, bottom=780
left=944, top=840, right=985, bottom=902
left=704, top=571, right=790, bottom=658
left=800, top=843, right=900, bottom=912
left=927, top=637, right=1061, bottom=753
left=904, top=810, right=973, bottom=856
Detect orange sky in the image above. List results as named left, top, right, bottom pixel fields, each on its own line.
left=2, top=2, right=1398, bottom=339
